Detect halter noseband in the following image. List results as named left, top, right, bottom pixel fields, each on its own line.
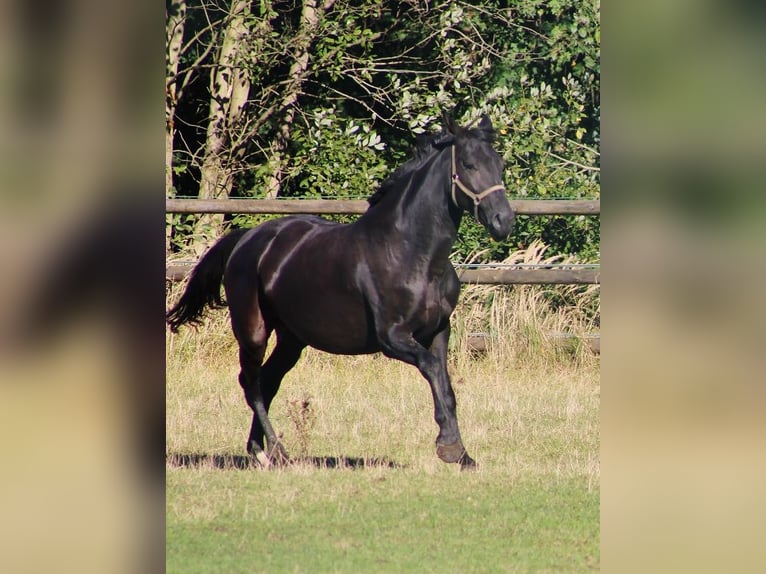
left=450, top=145, right=506, bottom=219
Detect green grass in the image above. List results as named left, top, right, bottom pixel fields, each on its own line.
left=167, top=470, right=597, bottom=574
left=166, top=277, right=600, bottom=572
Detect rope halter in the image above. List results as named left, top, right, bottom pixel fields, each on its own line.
left=450, top=145, right=507, bottom=219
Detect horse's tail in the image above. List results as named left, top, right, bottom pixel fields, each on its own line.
left=166, top=228, right=250, bottom=333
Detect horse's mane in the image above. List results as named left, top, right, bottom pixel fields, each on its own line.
left=367, top=122, right=496, bottom=206
left=368, top=131, right=443, bottom=206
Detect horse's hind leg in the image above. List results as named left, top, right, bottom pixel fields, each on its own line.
left=246, top=329, right=305, bottom=459
left=228, top=288, right=288, bottom=466
left=237, top=344, right=287, bottom=467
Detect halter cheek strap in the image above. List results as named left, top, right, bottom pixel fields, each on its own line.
left=450, top=145, right=507, bottom=219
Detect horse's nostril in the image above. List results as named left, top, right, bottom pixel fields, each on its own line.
left=489, top=211, right=514, bottom=240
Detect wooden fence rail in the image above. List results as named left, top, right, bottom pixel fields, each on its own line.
left=456, top=267, right=599, bottom=285
left=166, top=197, right=600, bottom=286
left=166, top=198, right=599, bottom=216
left=166, top=264, right=600, bottom=285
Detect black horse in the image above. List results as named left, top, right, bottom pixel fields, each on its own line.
left=167, top=114, right=515, bottom=469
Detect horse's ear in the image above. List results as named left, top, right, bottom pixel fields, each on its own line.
left=478, top=114, right=493, bottom=131
left=442, top=111, right=453, bottom=131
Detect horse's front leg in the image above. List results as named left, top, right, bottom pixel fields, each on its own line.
left=428, top=325, right=476, bottom=469
left=379, top=324, right=476, bottom=469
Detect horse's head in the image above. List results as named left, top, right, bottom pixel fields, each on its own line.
left=443, top=114, right=515, bottom=241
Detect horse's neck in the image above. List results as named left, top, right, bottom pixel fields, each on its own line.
left=364, top=149, right=461, bottom=262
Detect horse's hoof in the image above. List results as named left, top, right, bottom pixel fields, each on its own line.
left=267, top=441, right=291, bottom=466
left=253, top=450, right=272, bottom=468
left=458, top=452, right=477, bottom=471
left=436, top=441, right=467, bottom=464
left=247, top=442, right=272, bottom=469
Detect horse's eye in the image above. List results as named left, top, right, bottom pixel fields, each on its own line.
left=462, top=161, right=477, bottom=171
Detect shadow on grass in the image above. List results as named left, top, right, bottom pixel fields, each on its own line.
left=166, top=452, right=403, bottom=470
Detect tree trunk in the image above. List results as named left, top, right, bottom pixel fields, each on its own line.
left=166, top=0, right=186, bottom=252
left=166, top=0, right=186, bottom=195
left=263, top=0, right=335, bottom=198
left=195, top=0, right=252, bottom=248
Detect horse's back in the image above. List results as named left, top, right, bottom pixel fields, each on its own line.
left=224, top=215, right=336, bottom=277
left=225, top=216, right=378, bottom=354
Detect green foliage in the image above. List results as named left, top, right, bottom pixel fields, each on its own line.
left=450, top=0, right=600, bottom=262
left=166, top=213, right=222, bottom=253
left=288, top=109, right=391, bottom=198
left=168, top=0, right=600, bottom=262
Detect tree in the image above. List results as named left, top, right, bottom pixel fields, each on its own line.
left=166, top=0, right=186, bottom=198
left=261, top=0, right=337, bottom=199
left=166, top=0, right=600, bottom=261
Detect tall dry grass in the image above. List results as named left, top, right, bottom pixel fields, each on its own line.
left=451, top=240, right=600, bottom=370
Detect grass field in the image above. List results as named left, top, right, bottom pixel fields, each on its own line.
left=166, top=254, right=600, bottom=573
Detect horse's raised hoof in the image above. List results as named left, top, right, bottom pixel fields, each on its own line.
left=436, top=441, right=469, bottom=464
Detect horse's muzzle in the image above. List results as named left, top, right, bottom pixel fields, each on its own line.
left=487, top=210, right=515, bottom=241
